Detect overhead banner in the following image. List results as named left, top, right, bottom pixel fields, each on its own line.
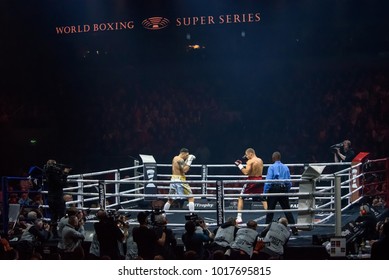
left=55, top=13, right=261, bottom=35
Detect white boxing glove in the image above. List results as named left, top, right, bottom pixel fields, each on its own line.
left=185, top=154, right=196, bottom=166
left=235, top=159, right=244, bottom=170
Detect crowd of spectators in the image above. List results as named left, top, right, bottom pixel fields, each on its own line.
left=1, top=57, right=388, bottom=176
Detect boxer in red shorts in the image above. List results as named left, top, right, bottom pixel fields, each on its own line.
left=234, top=148, right=266, bottom=224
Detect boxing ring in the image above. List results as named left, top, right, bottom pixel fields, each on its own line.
left=57, top=161, right=349, bottom=229
left=2, top=154, right=389, bottom=242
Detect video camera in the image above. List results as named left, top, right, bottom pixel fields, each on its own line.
left=44, top=161, right=72, bottom=175
left=57, top=163, right=72, bottom=170
left=53, top=163, right=72, bottom=172
left=43, top=161, right=73, bottom=188
left=330, top=142, right=343, bottom=152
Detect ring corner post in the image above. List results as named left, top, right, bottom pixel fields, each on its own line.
left=334, top=175, right=342, bottom=236
left=98, top=180, right=106, bottom=210
left=298, top=165, right=325, bottom=230
left=216, top=180, right=224, bottom=227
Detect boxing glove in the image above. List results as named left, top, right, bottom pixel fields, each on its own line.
left=235, top=160, right=244, bottom=170
left=185, top=154, right=196, bottom=166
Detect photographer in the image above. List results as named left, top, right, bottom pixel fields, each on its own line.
left=61, top=215, right=85, bottom=260
left=253, top=217, right=291, bottom=260
left=152, top=214, right=177, bottom=259
left=57, top=207, right=85, bottom=254
left=209, top=217, right=238, bottom=254
left=132, top=211, right=166, bottom=259
left=355, top=204, right=378, bottom=242
left=16, top=218, right=51, bottom=259
left=195, top=216, right=215, bottom=241
left=43, top=159, right=71, bottom=238
left=116, top=215, right=130, bottom=259
left=333, top=140, right=356, bottom=162
left=229, top=220, right=259, bottom=260
left=93, top=209, right=125, bottom=260
left=331, top=140, right=356, bottom=208
left=182, top=216, right=214, bottom=259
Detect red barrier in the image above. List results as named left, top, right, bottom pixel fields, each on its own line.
left=360, top=157, right=389, bottom=208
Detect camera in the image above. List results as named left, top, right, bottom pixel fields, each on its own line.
left=43, top=161, right=72, bottom=182
left=330, top=142, right=343, bottom=152
left=106, top=209, right=118, bottom=219
left=145, top=208, right=165, bottom=226
left=105, top=209, right=131, bottom=223
left=185, top=213, right=203, bottom=226
left=56, top=163, right=72, bottom=173
left=43, top=161, right=73, bottom=191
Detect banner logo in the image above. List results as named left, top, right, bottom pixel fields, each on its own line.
left=55, top=12, right=260, bottom=36
left=142, top=17, right=170, bottom=30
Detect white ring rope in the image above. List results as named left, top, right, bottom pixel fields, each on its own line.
left=36, top=161, right=365, bottom=230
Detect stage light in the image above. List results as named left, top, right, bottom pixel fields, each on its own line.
left=186, top=44, right=205, bottom=51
